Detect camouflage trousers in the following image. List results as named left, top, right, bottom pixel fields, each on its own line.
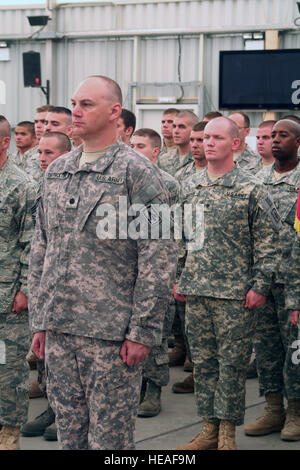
left=36, top=357, right=46, bottom=393
left=253, top=283, right=300, bottom=399
left=185, top=296, right=255, bottom=426
left=45, top=331, right=142, bottom=450
left=0, top=312, right=30, bottom=427
left=142, top=301, right=175, bottom=387
left=171, top=299, right=192, bottom=361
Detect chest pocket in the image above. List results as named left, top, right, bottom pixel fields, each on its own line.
left=284, top=200, right=297, bottom=227
left=277, top=193, right=297, bottom=225
left=45, top=173, right=70, bottom=230
left=206, top=194, right=250, bottom=234
left=78, top=190, right=106, bottom=234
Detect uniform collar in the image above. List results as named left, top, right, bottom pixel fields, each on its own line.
left=61, top=139, right=123, bottom=175
left=264, top=159, right=300, bottom=186
left=194, top=164, right=238, bottom=188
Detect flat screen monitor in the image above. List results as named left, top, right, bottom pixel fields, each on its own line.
left=219, top=49, right=300, bottom=110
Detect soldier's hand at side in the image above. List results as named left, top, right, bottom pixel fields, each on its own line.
left=120, top=339, right=150, bottom=367
left=31, top=332, right=46, bottom=360
left=11, top=291, right=28, bottom=313
left=290, top=310, right=300, bottom=326
left=173, top=283, right=186, bottom=302
left=244, top=289, right=267, bottom=309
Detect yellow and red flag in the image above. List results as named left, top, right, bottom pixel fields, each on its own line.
left=295, top=185, right=300, bottom=235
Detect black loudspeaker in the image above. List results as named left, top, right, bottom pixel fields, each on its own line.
left=23, top=51, right=41, bottom=87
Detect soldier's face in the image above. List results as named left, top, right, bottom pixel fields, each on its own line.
left=256, top=126, right=273, bottom=158
left=161, top=113, right=176, bottom=138
left=71, top=78, right=121, bottom=139
left=190, top=130, right=206, bottom=162
left=173, top=117, right=192, bottom=145
left=34, top=112, right=47, bottom=141
left=14, top=126, right=36, bottom=152
left=38, top=137, right=65, bottom=172
left=229, top=113, right=249, bottom=143
left=116, top=117, right=132, bottom=143
left=204, top=120, right=239, bottom=162
left=271, top=122, right=300, bottom=160
left=44, top=112, right=73, bottom=137
left=131, top=135, right=158, bottom=163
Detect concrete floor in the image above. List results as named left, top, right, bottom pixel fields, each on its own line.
left=20, top=366, right=300, bottom=451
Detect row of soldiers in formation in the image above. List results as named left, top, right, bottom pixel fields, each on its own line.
left=117, top=107, right=300, bottom=449
left=0, top=92, right=299, bottom=450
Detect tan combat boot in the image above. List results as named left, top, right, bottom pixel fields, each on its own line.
left=28, top=380, right=44, bottom=399
left=0, top=426, right=21, bottom=450
left=218, top=420, right=237, bottom=450
left=183, top=357, right=193, bottom=372
left=281, top=400, right=300, bottom=441
left=244, top=391, right=285, bottom=436
left=168, top=335, right=186, bottom=367
left=176, top=421, right=219, bottom=450
left=172, top=372, right=194, bottom=394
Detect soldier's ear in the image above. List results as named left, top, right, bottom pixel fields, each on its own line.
left=232, top=137, right=240, bottom=152
left=153, top=147, right=160, bottom=159
left=125, top=126, right=134, bottom=138
left=3, top=136, right=10, bottom=149
left=111, top=103, right=122, bottom=123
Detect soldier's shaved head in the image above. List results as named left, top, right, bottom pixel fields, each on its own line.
left=205, top=116, right=239, bottom=139
left=85, top=75, right=123, bottom=106
left=271, top=119, right=300, bottom=166
left=275, top=119, right=300, bottom=137
left=42, top=131, right=72, bottom=153
left=258, top=120, right=277, bottom=130
left=0, top=115, right=11, bottom=138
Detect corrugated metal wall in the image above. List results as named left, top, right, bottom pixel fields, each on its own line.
left=54, top=0, right=297, bottom=34
left=0, top=0, right=299, bottom=129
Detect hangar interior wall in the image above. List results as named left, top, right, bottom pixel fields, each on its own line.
left=0, top=0, right=300, bottom=132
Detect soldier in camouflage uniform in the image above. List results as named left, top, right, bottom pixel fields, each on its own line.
left=131, top=128, right=179, bottom=417
left=20, top=132, right=72, bottom=442
left=159, top=108, right=179, bottom=155
left=171, top=121, right=208, bottom=394
left=29, top=76, right=177, bottom=450
left=242, top=120, right=277, bottom=378
left=157, top=111, right=199, bottom=375
left=229, top=112, right=260, bottom=169
left=156, top=110, right=198, bottom=177
left=245, top=119, right=300, bottom=441
left=10, top=121, right=43, bottom=185
left=0, top=115, right=37, bottom=450
left=175, top=117, right=280, bottom=451
left=24, top=106, right=54, bottom=371
left=34, top=105, right=54, bottom=144
left=286, top=233, right=300, bottom=330
left=244, top=120, right=276, bottom=175
left=175, top=121, right=208, bottom=183
left=26, top=107, right=73, bottom=393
